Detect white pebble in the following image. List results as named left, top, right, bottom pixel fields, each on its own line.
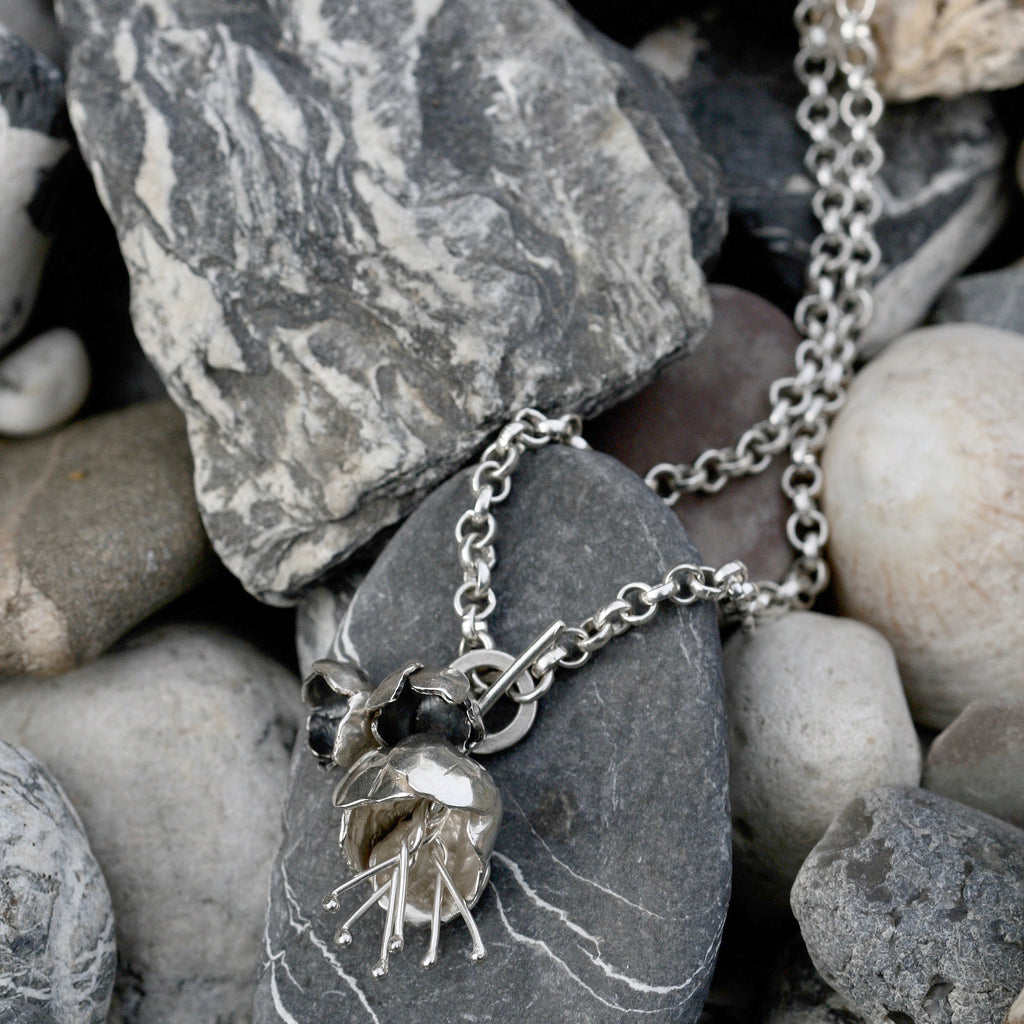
left=724, top=611, right=921, bottom=920
left=823, top=324, right=1024, bottom=727
left=0, top=327, right=90, bottom=436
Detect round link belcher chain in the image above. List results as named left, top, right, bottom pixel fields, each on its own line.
left=456, top=0, right=883, bottom=706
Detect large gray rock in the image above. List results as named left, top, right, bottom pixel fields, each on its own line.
left=792, top=787, right=1024, bottom=1024
left=58, top=0, right=721, bottom=604
left=257, top=445, right=731, bottom=1023
left=0, top=742, right=115, bottom=1024
left=0, top=625, right=304, bottom=1024
left=637, top=17, right=1009, bottom=355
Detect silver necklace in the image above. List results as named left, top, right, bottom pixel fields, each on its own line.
left=303, top=0, right=884, bottom=978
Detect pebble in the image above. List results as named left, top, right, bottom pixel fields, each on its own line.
left=257, top=446, right=731, bottom=1024
left=0, top=26, right=69, bottom=349
left=0, top=328, right=90, bottom=436
left=0, top=741, right=115, bottom=1024
left=587, top=285, right=798, bottom=583
left=823, top=324, right=1024, bottom=727
left=0, top=624, right=304, bottom=1024
left=930, top=262, right=1024, bottom=335
left=762, top=940, right=866, bottom=1024
left=723, top=612, right=921, bottom=921
left=639, top=17, right=1010, bottom=356
left=792, top=786, right=1024, bottom=1024
left=59, top=0, right=725, bottom=604
left=924, top=697, right=1024, bottom=829
left=870, top=0, right=1024, bottom=100
left=0, top=400, right=219, bottom=677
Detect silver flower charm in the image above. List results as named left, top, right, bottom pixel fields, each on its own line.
left=315, top=662, right=501, bottom=975
left=301, top=659, right=377, bottom=771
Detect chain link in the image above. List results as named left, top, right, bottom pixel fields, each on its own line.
left=455, top=0, right=883, bottom=692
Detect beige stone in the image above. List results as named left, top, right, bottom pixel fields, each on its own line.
left=1005, top=986, right=1024, bottom=1024
left=823, top=324, right=1024, bottom=727
left=871, top=0, right=1024, bottom=100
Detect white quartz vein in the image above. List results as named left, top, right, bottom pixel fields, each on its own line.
left=331, top=587, right=362, bottom=664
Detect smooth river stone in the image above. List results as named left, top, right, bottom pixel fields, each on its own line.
left=0, top=625, right=304, bottom=1024
left=0, top=400, right=219, bottom=677
left=58, top=0, right=721, bottom=604
left=0, top=1, right=63, bottom=66
left=792, top=787, right=1024, bottom=1024
left=638, top=17, right=1009, bottom=356
left=587, top=285, right=798, bottom=584
left=258, top=445, right=731, bottom=1024
left=724, top=612, right=921, bottom=922
left=0, top=742, right=115, bottom=1024
left=823, top=324, right=1024, bottom=728
left=930, top=262, right=1024, bottom=335
left=924, top=697, right=1024, bottom=829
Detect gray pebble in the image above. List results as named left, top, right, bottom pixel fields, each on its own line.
left=792, top=786, right=1024, bottom=1024
left=930, top=263, right=1024, bottom=335
left=0, top=742, right=115, bottom=1024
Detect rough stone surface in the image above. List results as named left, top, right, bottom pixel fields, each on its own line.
left=0, top=327, right=90, bottom=437
left=638, top=18, right=1009, bottom=355
left=924, top=697, right=1024, bottom=829
left=0, top=399, right=219, bottom=677
left=0, top=625, right=304, bottom=1024
left=870, top=0, right=1024, bottom=101
left=58, top=0, right=723, bottom=604
left=930, top=262, right=1024, bottom=334
left=762, top=941, right=866, bottom=1024
left=0, top=742, right=115, bottom=1024
left=0, top=25, right=69, bottom=350
left=792, top=786, right=1024, bottom=1024
left=823, top=325, right=1024, bottom=728
left=723, top=612, right=921, bottom=921
left=0, top=1004, right=60, bottom=1024
left=587, top=285, right=797, bottom=583
left=258, top=446, right=731, bottom=1024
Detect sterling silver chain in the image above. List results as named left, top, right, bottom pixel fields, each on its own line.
left=453, top=0, right=884, bottom=701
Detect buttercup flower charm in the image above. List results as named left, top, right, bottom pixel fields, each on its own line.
left=305, top=660, right=501, bottom=975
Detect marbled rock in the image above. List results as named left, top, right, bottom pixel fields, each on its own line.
left=823, top=325, right=1024, bottom=728
left=587, top=285, right=798, bottom=583
left=723, top=612, right=921, bottom=921
left=0, top=625, right=304, bottom=1024
left=870, top=0, right=1024, bottom=101
left=792, top=787, right=1024, bottom=1024
left=0, top=327, right=89, bottom=436
left=257, top=446, right=730, bottom=1023
left=0, top=400, right=219, bottom=677
left=930, top=262, right=1024, bottom=335
left=0, top=26, right=69, bottom=350
left=0, top=1004, right=60, bottom=1024
left=638, top=19, right=1009, bottom=355
left=59, top=0, right=721, bottom=604
left=0, top=742, right=115, bottom=1024
left=762, top=941, right=866, bottom=1024
left=924, top=697, right=1024, bottom=829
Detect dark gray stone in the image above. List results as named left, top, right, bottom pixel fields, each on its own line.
left=930, top=265, right=1024, bottom=334
left=0, top=741, right=115, bottom=1024
left=258, top=445, right=731, bottom=1023
left=638, top=17, right=1010, bottom=356
left=0, top=1003, right=59, bottom=1024
left=792, top=786, right=1024, bottom=1024
left=0, top=25, right=63, bottom=134
left=58, top=0, right=721, bottom=604
left=762, top=941, right=866, bottom=1024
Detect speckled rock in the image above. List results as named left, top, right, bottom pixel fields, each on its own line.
left=870, top=0, right=1024, bottom=101
left=0, top=26, right=69, bottom=350
left=762, top=941, right=866, bottom=1024
left=587, top=285, right=797, bottom=583
left=924, top=697, right=1024, bottom=829
left=0, top=625, right=304, bottom=1024
left=0, top=1004, right=60, bottom=1024
left=723, top=612, right=921, bottom=921
left=58, top=0, right=724, bottom=604
left=0, top=327, right=89, bottom=436
left=930, top=262, right=1024, bottom=335
left=638, top=18, right=1009, bottom=355
left=792, top=786, right=1024, bottom=1024
left=258, top=446, right=730, bottom=1024
left=0, top=400, right=219, bottom=677
left=823, top=324, right=1024, bottom=728
left=0, top=742, right=115, bottom=1024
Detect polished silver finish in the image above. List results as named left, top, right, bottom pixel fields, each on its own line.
left=449, top=648, right=539, bottom=755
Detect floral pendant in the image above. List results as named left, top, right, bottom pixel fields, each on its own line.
left=303, top=659, right=502, bottom=976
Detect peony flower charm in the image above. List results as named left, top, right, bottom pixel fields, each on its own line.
left=311, top=661, right=501, bottom=975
